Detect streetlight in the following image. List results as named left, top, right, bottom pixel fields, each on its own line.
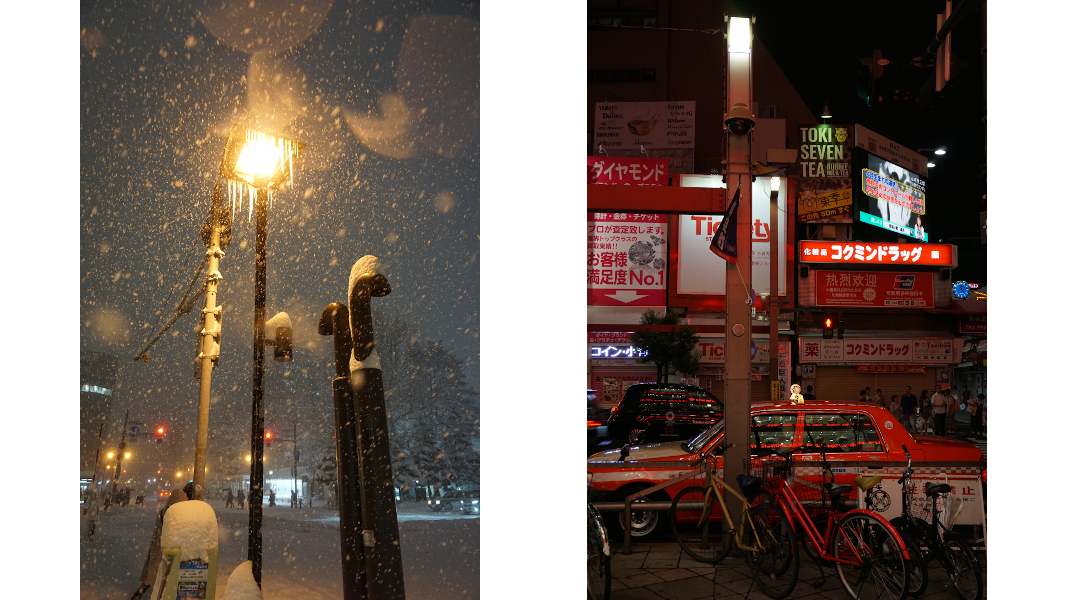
left=918, top=147, right=947, bottom=167
left=219, top=123, right=305, bottom=587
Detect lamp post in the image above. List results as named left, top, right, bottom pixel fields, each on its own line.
left=218, top=123, right=305, bottom=586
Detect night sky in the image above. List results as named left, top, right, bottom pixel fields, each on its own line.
left=80, top=0, right=480, bottom=478
left=740, top=0, right=987, bottom=283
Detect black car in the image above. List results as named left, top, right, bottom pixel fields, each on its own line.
left=606, top=383, right=723, bottom=445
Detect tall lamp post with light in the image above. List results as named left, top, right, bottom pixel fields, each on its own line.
left=218, top=123, right=305, bottom=586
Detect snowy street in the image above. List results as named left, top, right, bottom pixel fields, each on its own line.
left=80, top=499, right=479, bottom=599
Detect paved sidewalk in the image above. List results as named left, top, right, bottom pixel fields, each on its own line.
left=608, top=541, right=987, bottom=600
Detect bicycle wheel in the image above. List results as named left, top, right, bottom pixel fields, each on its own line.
left=742, top=502, right=799, bottom=600
left=670, top=486, right=732, bottom=564
left=588, top=503, right=614, bottom=597
left=833, top=513, right=909, bottom=600
left=938, top=532, right=982, bottom=600
left=899, top=531, right=928, bottom=597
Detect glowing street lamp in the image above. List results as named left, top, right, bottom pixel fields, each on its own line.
left=219, top=124, right=305, bottom=585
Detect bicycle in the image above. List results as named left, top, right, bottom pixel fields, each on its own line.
left=888, top=445, right=982, bottom=600
left=771, top=444, right=911, bottom=600
left=587, top=497, right=611, bottom=600
left=789, top=439, right=928, bottom=598
left=668, top=446, right=799, bottom=600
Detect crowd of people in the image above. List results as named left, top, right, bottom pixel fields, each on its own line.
left=802, top=383, right=985, bottom=439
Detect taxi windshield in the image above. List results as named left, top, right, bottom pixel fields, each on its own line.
left=683, top=420, right=725, bottom=454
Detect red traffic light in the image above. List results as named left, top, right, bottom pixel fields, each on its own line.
left=265, top=432, right=271, bottom=439
left=823, top=317, right=834, bottom=339
left=157, top=427, right=164, bottom=434
left=824, top=318, right=832, bottom=328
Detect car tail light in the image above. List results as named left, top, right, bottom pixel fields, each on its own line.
left=981, top=469, right=987, bottom=483
left=587, top=420, right=601, bottom=427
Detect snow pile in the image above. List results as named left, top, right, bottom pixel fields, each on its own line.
left=160, top=500, right=218, bottom=562
left=264, top=312, right=291, bottom=342
left=350, top=349, right=381, bottom=375
left=222, top=561, right=263, bottom=600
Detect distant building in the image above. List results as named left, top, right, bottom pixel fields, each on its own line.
left=81, top=352, right=118, bottom=478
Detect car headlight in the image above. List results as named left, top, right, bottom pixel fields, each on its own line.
left=435, top=500, right=440, bottom=504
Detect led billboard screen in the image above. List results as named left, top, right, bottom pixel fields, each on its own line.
left=856, top=149, right=928, bottom=241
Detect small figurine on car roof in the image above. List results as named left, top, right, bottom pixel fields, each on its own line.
left=789, top=384, right=804, bottom=405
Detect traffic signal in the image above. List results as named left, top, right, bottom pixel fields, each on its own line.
left=265, top=431, right=272, bottom=447
left=855, top=61, right=871, bottom=106
left=823, top=317, right=834, bottom=339
left=155, top=426, right=165, bottom=443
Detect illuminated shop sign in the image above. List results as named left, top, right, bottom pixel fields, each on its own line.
left=798, top=241, right=956, bottom=267
left=590, top=345, right=649, bottom=359
left=856, top=149, right=929, bottom=241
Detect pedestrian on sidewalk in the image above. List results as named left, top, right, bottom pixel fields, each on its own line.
left=919, top=389, right=931, bottom=431
left=803, top=385, right=817, bottom=402
left=291, top=490, right=297, bottom=508
left=900, top=387, right=918, bottom=431
left=945, top=387, right=959, bottom=435
left=889, top=395, right=902, bottom=422
left=237, top=488, right=245, bottom=509
left=269, top=489, right=277, bottom=507
left=931, top=386, right=947, bottom=436
left=225, top=489, right=235, bottom=508
left=968, top=393, right=985, bottom=438
left=873, top=388, right=886, bottom=408
left=858, top=389, right=868, bottom=403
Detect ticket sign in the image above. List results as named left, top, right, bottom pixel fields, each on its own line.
left=799, top=241, right=956, bottom=268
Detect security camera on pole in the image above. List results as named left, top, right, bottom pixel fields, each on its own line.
left=721, top=14, right=755, bottom=518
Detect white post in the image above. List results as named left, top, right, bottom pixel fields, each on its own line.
left=193, top=189, right=226, bottom=500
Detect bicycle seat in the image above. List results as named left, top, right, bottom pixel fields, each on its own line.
left=924, top=482, right=951, bottom=497
left=853, top=475, right=882, bottom=492
left=823, top=483, right=852, bottom=498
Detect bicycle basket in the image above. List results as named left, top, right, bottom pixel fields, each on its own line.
left=755, top=455, right=788, bottom=493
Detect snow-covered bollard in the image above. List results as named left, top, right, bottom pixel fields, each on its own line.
left=221, top=561, right=262, bottom=600
left=151, top=500, right=219, bottom=600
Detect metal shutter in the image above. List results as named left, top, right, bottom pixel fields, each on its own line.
left=811, top=366, right=936, bottom=403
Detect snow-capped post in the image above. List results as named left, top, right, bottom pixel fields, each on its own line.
left=218, top=123, right=305, bottom=586
left=151, top=500, right=219, bottom=600
left=193, top=183, right=231, bottom=502
left=317, top=301, right=369, bottom=600
left=347, top=255, right=406, bottom=600
left=264, top=312, right=293, bottom=362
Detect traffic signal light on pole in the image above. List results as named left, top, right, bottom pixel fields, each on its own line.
left=823, top=317, right=834, bottom=339
left=265, top=431, right=272, bottom=447
left=155, top=426, right=165, bottom=443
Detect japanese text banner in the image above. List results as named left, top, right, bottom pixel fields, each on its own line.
left=588, top=157, right=669, bottom=186
left=799, top=241, right=955, bottom=267
left=814, top=270, right=935, bottom=308
left=799, top=337, right=959, bottom=364
left=588, top=212, right=668, bottom=306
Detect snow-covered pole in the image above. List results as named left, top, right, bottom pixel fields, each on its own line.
left=193, top=183, right=229, bottom=501
left=347, top=256, right=406, bottom=600
left=249, top=187, right=268, bottom=585
left=318, top=302, right=369, bottom=599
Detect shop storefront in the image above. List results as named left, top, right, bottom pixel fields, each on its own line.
left=797, top=336, right=963, bottom=402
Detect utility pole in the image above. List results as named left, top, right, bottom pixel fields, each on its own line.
left=723, top=14, right=755, bottom=517
left=193, top=183, right=230, bottom=500
left=110, top=410, right=130, bottom=506
left=769, top=178, right=781, bottom=403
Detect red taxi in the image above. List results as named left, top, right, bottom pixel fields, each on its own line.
left=587, top=401, right=983, bottom=539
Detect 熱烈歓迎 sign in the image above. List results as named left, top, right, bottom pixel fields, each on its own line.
left=799, top=337, right=961, bottom=364
left=799, top=241, right=956, bottom=268
left=814, top=270, right=935, bottom=308
left=588, top=156, right=669, bottom=186
left=588, top=212, right=668, bottom=306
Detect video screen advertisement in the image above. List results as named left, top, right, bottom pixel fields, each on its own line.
left=854, top=148, right=928, bottom=241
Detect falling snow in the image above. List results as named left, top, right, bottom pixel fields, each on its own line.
left=81, top=0, right=480, bottom=596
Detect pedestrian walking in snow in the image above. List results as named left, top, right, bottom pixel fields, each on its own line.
left=225, top=489, right=235, bottom=508
left=237, top=489, right=245, bottom=509
left=269, top=489, right=277, bottom=507
left=291, top=490, right=297, bottom=508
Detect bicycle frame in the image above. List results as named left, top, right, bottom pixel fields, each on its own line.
left=774, top=471, right=910, bottom=566
left=697, top=470, right=774, bottom=555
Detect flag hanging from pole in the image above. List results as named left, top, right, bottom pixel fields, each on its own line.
left=710, top=186, right=740, bottom=263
